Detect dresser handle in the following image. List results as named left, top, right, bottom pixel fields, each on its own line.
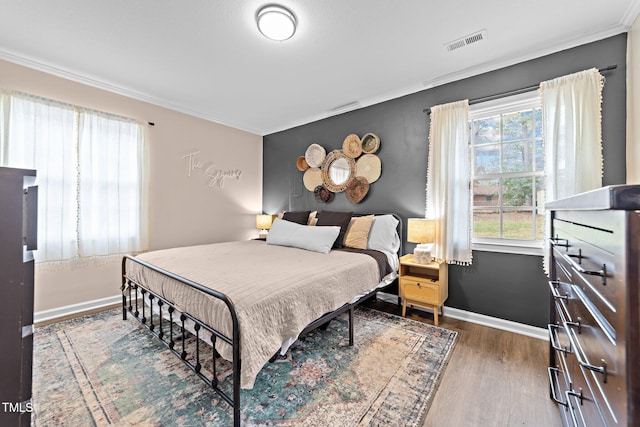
left=566, top=389, right=584, bottom=427
left=548, top=324, right=571, bottom=353
left=548, top=280, right=568, bottom=300
left=548, top=280, right=571, bottom=320
left=561, top=252, right=607, bottom=286
left=547, top=367, right=568, bottom=407
left=565, top=322, right=608, bottom=383
left=549, top=236, right=569, bottom=248
left=565, top=319, right=581, bottom=334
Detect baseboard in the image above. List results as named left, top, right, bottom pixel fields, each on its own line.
left=443, top=306, right=548, bottom=341
left=376, top=292, right=548, bottom=340
left=34, top=295, right=122, bottom=326
left=34, top=294, right=548, bottom=341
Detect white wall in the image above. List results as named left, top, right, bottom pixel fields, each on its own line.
left=0, top=59, right=263, bottom=312
left=628, top=16, right=640, bottom=184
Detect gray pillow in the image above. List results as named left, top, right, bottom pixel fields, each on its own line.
left=367, top=215, right=400, bottom=254
left=267, top=218, right=340, bottom=253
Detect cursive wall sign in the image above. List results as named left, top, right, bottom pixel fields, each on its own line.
left=183, top=150, right=243, bottom=189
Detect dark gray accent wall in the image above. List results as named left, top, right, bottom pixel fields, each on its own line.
left=263, top=34, right=627, bottom=328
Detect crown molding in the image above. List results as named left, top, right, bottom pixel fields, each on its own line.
left=0, top=21, right=629, bottom=137
left=263, top=24, right=629, bottom=135
left=620, top=0, right=640, bottom=27
left=0, top=50, right=263, bottom=136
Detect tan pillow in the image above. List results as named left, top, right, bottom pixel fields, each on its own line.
left=344, top=215, right=375, bottom=249
left=307, top=211, right=318, bottom=225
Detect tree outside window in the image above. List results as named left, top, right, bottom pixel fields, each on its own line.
left=470, top=94, right=544, bottom=245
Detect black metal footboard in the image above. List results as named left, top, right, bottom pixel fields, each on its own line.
left=121, top=254, right=379, bottom=426
left=121, top=255, right=241, bottom=427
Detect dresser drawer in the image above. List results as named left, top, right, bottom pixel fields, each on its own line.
left=565, top=284, right=624, bottom=424
left=552, top=237, right=620, bottom=336
left=567, top=365, right=608, bottom=427
left=400, top=278, right=440, bottom=304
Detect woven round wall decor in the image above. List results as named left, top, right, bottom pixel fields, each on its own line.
left=342, top=134, right=363, bottom=158
left=304, top=143, right=326, bottom=168
left=303, top=167, right=323, bottom=191
left=345, top=176, right=369, bottom=204
left=361, top=133, right=380, bottom=154
left=355, top=154, right=381, bottom=183
left=296, top=155, right=309, bottom=171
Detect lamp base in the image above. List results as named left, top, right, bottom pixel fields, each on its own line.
left=259, top=229, right=269, bottom=239
left=413, top=243, right=433, bottom=264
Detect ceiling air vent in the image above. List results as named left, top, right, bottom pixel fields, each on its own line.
left=328, top=101, right=361, bottom=114
left=445, top=29, right=487, bottom=52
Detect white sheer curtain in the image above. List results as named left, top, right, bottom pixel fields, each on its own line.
left=426, top=99, right=472, bottom=265
left=0, top=90, right=148, bottom=263
left=540, top=68, right=604, bottom=201
left=78, top=112, right=148, bottom=257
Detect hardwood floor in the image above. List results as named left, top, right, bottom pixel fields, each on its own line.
left=364, top=297, right=563, bottom=427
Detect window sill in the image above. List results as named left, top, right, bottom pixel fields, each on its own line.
left=472, top=241, right=544, bottom=257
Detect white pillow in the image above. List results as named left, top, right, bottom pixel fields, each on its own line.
left=367, top=214, right=400, bottom=254
left=267, top=218, right=340, bottom=253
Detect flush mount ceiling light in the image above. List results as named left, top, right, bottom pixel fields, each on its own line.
left=256, top=5, right=296, bottom=41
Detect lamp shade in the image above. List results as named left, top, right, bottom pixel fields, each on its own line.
left=407, top=218, right=436, bottom=244
left=256, top=214, right=275, bottom=230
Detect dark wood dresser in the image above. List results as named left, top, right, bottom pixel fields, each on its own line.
left=546, top=185, right=640, bottom=426
left=0, top=167, right=37, bottom=426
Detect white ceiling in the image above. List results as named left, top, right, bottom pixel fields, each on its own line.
left=1, top=0, right=639, bottom=136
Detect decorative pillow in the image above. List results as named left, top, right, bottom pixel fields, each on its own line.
left=315, top=210, right=353, bottom=248
left=266, top=218, right=339, bottom=253
left=282, top=210, right=311, bottom=225
left=307, top=211, right=318, bottom=226
left=344, top=215, right=375, bottom=249
left=367, top=214, right=400, bottom=254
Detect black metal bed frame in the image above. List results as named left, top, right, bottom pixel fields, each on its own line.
left=122, top=257, right=386, bottom=427
left=121, top=214, right=403, bottom=427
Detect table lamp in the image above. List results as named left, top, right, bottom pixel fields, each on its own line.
left=256, top=214, right=275, bottom=239
left=407, top=218, right=436, bottom=264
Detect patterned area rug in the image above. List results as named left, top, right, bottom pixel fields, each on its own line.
left=32, top=307, right=457, bottom=426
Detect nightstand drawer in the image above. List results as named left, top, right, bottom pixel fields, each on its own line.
left=400, top=278, right=439, bottom=304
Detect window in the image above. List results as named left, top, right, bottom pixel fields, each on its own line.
left=0, top=90, right=148, bottom=263
left=469, top=92, right=544, bottom=254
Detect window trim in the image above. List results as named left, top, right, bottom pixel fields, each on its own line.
left=472, top=238, right=544, bottom=256
left=469, top=90, right=544, bottom=255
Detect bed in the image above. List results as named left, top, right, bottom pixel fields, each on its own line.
left=121, top=212, right=402, bottom=426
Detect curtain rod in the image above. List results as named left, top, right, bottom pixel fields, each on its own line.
left=422, top=64, right=617, bottom=114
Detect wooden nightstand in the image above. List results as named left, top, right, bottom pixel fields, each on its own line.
left=398, top=254, right=448, bottom=325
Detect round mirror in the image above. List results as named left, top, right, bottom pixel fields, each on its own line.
left=329, top=158, right=350, bottom=185
left=321, top=150, right=355, bottom=192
